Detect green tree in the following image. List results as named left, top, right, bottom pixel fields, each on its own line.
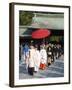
left=19, top=11, right=34, bottom=25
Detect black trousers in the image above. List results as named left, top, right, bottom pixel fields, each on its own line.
left=28, top=67, right=34, bottom=75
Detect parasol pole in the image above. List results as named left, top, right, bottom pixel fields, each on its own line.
left=43, top=38, right=45, bottom=44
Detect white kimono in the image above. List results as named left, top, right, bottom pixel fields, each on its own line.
left=40, top=49, right=47, bottom=64
left=34, top=50, right=41, bottom=72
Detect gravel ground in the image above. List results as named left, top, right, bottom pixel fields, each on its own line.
left=19, top=56, right=64, bottom=79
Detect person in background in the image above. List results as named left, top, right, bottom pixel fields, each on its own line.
left=53, top=44, right=58, bottom=59
left=40, top=45, right=47, bottom=70
left=23, top=44, right=29, bottom=69
left=34, top=45, right=41, bottom=73
left=57, top=44, right=63, bottom=58
left=28, top=44, right=35, bottom=75
left=51, top=44, right=54, bottom=62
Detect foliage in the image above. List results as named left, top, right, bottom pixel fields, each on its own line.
left=19, top=11, right=34, bottom=25
left=50, top=36, right=62, bottom=41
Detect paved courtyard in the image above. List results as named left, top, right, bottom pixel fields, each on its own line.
left=19, top=56, right=64, bottom=79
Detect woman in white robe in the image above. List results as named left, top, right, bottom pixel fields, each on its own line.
left=34, top=45, right=41, bottom=72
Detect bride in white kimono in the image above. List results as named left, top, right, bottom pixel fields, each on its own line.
left=40, top=46, right=47, bottom=70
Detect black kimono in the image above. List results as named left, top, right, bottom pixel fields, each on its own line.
left=47, top=46, right=54, bottom=65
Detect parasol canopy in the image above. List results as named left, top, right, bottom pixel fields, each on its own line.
left=32, top=29, right=51, bottom=39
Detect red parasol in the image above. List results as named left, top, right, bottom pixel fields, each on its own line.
left=32, top=29, right=51, bottom=39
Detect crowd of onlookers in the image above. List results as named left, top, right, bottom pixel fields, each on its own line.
left=20, top=42, right=64, bottom=76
